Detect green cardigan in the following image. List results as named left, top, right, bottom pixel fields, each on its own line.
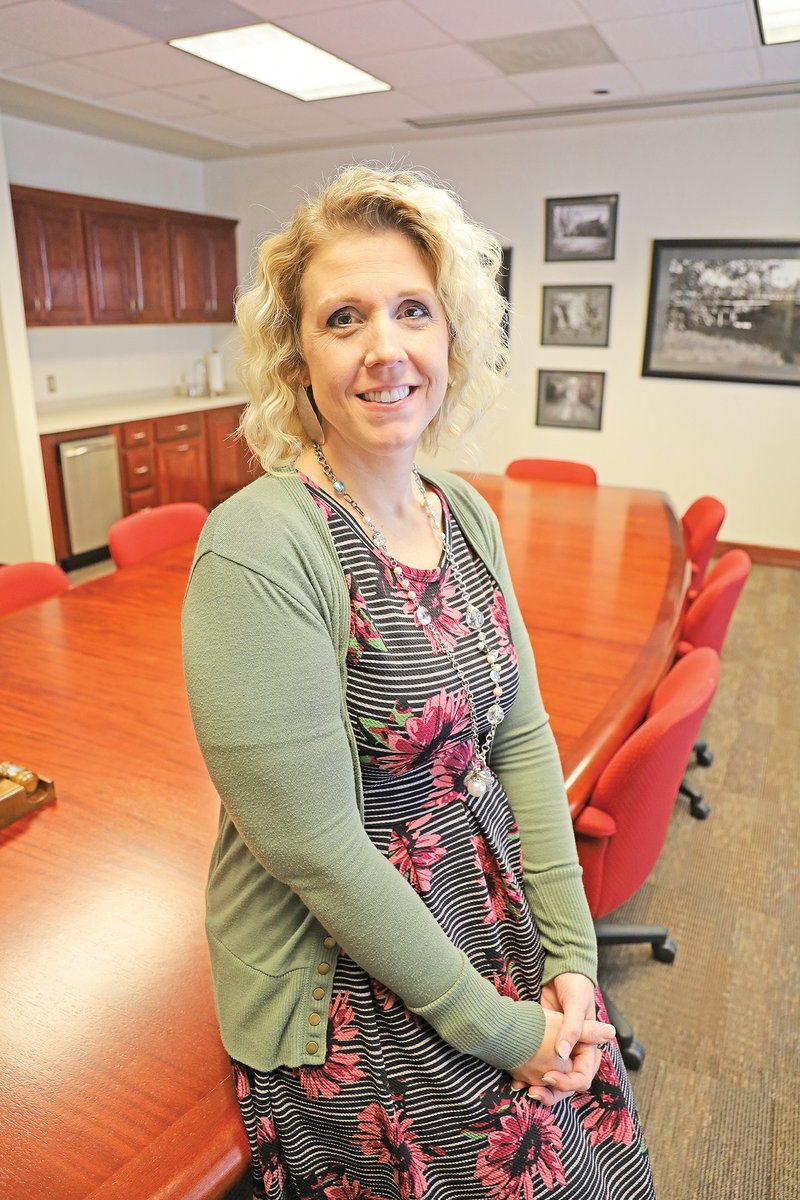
left=182, top=468, right=596, bottom=1073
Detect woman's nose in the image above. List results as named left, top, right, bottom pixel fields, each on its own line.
left=363, top=317, right=407, bottom=369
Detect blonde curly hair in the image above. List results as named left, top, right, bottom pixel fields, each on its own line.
left=236, top=163, right=508, bottom=473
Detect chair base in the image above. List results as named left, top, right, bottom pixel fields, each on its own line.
left=600, top=990, right=645, bottom=1071
left=679, top=778, right=711, bottom=820
left=596, top=924, right=677, bottom=1071
left=693, top=739, right=714, bottom=768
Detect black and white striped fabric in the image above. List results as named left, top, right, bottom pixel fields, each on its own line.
left=232, top=478, right=654, bottom=1200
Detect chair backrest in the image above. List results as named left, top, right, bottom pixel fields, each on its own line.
left=681, top=496, right=725, bottom=589
left=680, top=548, right=751, bottom=656
left=108, top=502, right=208, bottom=569
left=506, top=458, right=597, bottom=485
left=575, top=647, right=720, bottom=920
left=0, top=561, right=70, bottom=619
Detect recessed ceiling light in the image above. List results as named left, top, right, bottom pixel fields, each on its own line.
left=169, top=23, right=391, bottom=101
left=754, top=0, right=800, bottom=44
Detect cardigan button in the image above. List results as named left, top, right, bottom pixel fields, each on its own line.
left=323, top=937, right=336, bottom=949
left=308, top=1013, right=321, bottom=1026
left=312, top=987, right=325, bottom=1000
left=317, top=962, right=330, bottom=974
left=306, top=1041, right=319, bottom=1054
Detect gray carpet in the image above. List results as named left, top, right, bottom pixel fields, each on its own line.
left=604, top=563, right=800, bottom=1199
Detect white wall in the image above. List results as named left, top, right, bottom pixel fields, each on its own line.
left=204, top=106, right=800, bottom=551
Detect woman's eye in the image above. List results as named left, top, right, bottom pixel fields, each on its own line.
left=328, top=309, right=358, bottom=328
left=401, top=301, right=430, bottom=319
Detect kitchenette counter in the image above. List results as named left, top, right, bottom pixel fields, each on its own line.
left=37, top=387, right=247, bottom=435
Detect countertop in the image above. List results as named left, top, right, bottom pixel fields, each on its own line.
left=37, top=387, right=247, bottom=436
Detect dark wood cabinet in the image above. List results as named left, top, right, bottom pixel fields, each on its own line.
left=11, top=186, right=237, bottom=328
left=83, top=210, right=171, bottom=323
left=169, top=217, right=237, bottom=323
left=206, top=405, right=258, bottom=506
left=13, top=193, right=90, bottom=326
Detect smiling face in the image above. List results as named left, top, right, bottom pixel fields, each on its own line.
left=298, top=228, right=450, bottom=465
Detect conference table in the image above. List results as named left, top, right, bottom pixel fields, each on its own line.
left=0, top=475, right=686, bottom=1200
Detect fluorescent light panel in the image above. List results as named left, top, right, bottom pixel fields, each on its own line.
left=755, top=0, right=800, bottom=44
left=169, top=23, right=391, bottom=101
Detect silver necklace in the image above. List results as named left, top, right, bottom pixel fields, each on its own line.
left=312, top=443, right=504, bottom=798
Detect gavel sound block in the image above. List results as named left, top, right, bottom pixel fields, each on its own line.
left=0, top=761, right=56, bottom=830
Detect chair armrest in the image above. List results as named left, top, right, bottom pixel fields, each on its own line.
left=574, top=806, right=616, bottom=841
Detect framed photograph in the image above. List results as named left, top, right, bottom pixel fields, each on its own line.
left=541, top=284, right=612, bottom=347
left=642, top=240, right=800, bottom=386
left=536, top=370, right=605, bottom=430
left=545, top=194, right=618, bottom=262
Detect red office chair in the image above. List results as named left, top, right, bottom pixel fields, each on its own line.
left=676, top=549, right=751, bottom=818
left=108, top=502, right=208, bottom=569
left=575, top=647, right=721, bottom=1068
left=681, top=496, right=725, bottom=593
left=0, top=561, right=70, bottom=619
left=506, top=458, right=598, bottom=485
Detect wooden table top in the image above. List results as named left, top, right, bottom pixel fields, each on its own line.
left=0, top=476, right=686, bottom=1200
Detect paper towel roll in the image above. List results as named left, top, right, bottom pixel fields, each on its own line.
left=208, top=349, right=225, bottom=395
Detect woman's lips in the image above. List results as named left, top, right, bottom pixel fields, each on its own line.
left=358, top=384, right=416, bottom=405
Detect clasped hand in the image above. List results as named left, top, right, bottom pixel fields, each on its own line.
left=508, top=973, right=614, bottom=1108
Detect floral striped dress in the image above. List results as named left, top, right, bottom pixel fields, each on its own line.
left=232, top=477, right=654, bottom=1200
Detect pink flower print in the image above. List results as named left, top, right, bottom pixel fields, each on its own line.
left=378, top=687, right=470, bottom=776
left=400, top=567, right=469, bottom=652
left=255, top=1114, right=288, bottom=1195
left=426, top=740, right=474, bottom=809
left=323, top=1177, right=388, bottom=1200
left=370, top=978, right=399, bottom=1011
left=474, top=1101, right=567, bottom=1197
left=573, top=1053, right=636, bottom=1147
left=297, top=472, right=334, bottom=520
left=472, top=835, right=523, bottom=925
left=595, top=986, right=610, bottom=1025
left=489, top=958, right=520, bottom=1001
left=232, top=1061, right=251, bottom=1100
left=354, top=1103, right=435, bottom=1200
left=345, top=573, right=387, bottom=666
left=489, top=588, right=518, bottom=668
left=294, top=991, right=366, bottom=1100
left=387, top=813, right=447, bottom=894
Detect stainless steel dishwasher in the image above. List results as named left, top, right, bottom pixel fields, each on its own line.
left=60, top=434, right=124, bottom=555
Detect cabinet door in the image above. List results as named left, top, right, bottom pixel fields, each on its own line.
left=84, top=211, right=131, bottom=322
left=208, top=225, right=237, bottom=321
left=155, top=438, right=209, bottom=506
left=169, top=221, right=214, bottom=322
left=14, top=199, right=90, bottom=325
left=206, top=406, right=250, bottom=505
left=129, top=217, right=171, bottom=322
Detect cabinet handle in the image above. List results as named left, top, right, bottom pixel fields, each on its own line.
left=132, top=431, right=146, bottom=441
left=176, top=444, right=190, bottom=452
left=129, top=297, right=137, bottom=313
left=134, top=465, right=149, bottom=475
left=174, top=423, right=189, bottom=432
left=33, top=296, right=42, bottom=312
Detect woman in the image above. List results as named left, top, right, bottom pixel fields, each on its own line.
left=183, top=165, right=654, bottom=1199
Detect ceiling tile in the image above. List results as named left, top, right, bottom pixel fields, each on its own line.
left=280, top=1, right=449, bottom=58
left=405, top=0, right=587, bottom=40
left=107, top=90, right=211, bottom=120
left=597, top=4, right=753, bottom=62
left=170, top=110, right=276, bottom=144
left=0, top=38, right=48, bottom=70
left=472, top=26, right=616, bottom=75
left=403, top=76, right=535, bottom=115
left=164, top=72, right=288, bottom=110
left=238, top=95, right=366, bottom=131
left=72, top=43, right=221, bottom=87
left=512, top=61, right=643, bottom=105
left=627, top=47, right=763, bottom=92
left=67, top=0, right=260, bottom=40
left=578, top=0, right=731, bottom=18
left=236, top=0, right=375, bottom=16
left=310, top=87, right=432, bottom=124
left=354, top=43, right=500, bottom=88
left=758, top=41, right=800, bottom=83
left=3, top=57, right=135, bottom=98
left=0, top=0, right=148, bottom=56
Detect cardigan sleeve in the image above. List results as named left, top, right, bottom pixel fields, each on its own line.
left=475, top=502, right=598, bottom=986
left=183, top=546, right=548, bottom=1071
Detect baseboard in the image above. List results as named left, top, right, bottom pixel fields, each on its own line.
left=715, top=541, right=800, bottom=569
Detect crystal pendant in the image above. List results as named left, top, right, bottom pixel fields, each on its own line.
left=486, top=703, right=505, bottom=726
left=416, top=605, right=432, bottom=626
left=489, top=668, right=501, bottom=683
left=372, top=531, right=387, bottom=549
left=464, top=605, right=484, bottom=631
left=333, top=479, right=345, bottom=494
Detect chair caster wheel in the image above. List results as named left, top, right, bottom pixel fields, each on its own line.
left=696, top=747, right=714, bottom=767
left=652, top=938, right=677, bottom=964
left=622, top=1041, right=645, bottom=1071
left=690, top=795, right=711, bottom=820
